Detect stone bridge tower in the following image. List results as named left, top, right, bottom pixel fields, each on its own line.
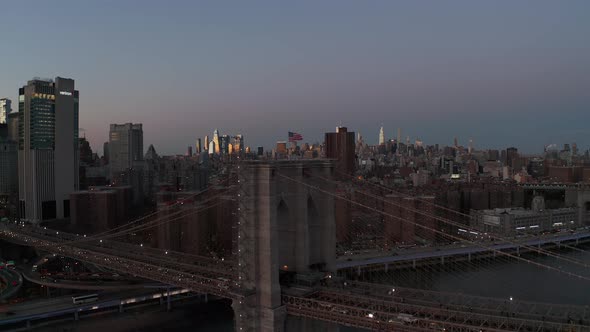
left=234, top=160, right=336, bottom=332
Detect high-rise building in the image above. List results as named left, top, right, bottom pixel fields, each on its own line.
left=213, top=129, right=220, bottom=154
left=220, top=135, right=230, bottom=154
left=235, top=134, right=244, bottom=153
left=506, top=147, right=518, bottom=168
left=108, top=123, right=143, bottom=180
left=208, top=140, right=215, bottom=154
left=204, top=135, right=209, bottom=152
left=18, top=77, right=80, bottom=222
left=0, top=138, right=18, bottom=195
left=325, top=126, right=356, bottom=175
left=0, top=98, right=11, bottom=124
left=6, top=110, right=19, bottom=142
left=187, top=146, right=193, bottom=157
left=103, top=142, right=109, bottom=164
left=378, top=126, right=385, bottom=145
left=195, top=138, right=202, bottom=154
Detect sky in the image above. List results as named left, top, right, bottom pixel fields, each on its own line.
left=1, top=0, right=589, bottom=155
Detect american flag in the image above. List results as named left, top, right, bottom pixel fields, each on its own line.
left=288, top=131, right=303, bottom=142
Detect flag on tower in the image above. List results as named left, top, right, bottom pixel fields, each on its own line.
left=288, top=131, right=303, bottom=142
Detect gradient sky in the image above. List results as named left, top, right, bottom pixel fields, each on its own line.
left=1, top=1, right=589, bottom=155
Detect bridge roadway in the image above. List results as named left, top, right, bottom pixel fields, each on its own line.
left=337, top=230, right=590, bottom=270
left=0, top=288, right=194, bottom=329
left=283, top=281, right=590, bottom=331
left=18, top=255, right=157, bottom=291
left=0, top=224, right=244, bottom=300
left=3, top=224, right=590, bottom=331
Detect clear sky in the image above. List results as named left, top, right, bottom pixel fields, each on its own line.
left=1, top=1, right=589, bottom=154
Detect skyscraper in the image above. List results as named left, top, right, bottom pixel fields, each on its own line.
left=208, top=140, right=216, bottom=154
left=18, top=77, right=79, bottom=222
left=220, top=135, right=230, bottom=154
left=195, top=138, right=202, bottom=154
left=6, top=110, right=19, bottom=142
left=325, top=126, right=356, bottom=175
left=378, top=126, right=385, bottom=145
left=204, top=135, right=210, bottom=152
left=108, top=123, right=143, bottom=180
left=213, top=129, right=220, bottom=154
left=0, top=98, right=11, bottom=124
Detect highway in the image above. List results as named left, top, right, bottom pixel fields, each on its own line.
left=336, top=230, right=590, bottom=269
left=20, top=255, right=154, bottom=291
left=0, top=288, right=196, bottom=329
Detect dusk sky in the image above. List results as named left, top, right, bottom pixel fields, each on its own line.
left=1, top=1, right=589, bottom=154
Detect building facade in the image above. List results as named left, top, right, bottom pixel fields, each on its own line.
left=325, top=126, right=355, bottom=175
left=18, top=77, right=79, bottom=222
left=0, top=98, right=10, bottom=124
left=108, top=123, right=143, bottom=180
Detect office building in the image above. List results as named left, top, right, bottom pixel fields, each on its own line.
left=213, top=129, right=220, bottom=154
left=220, top=135, right=230, bottom=154
left=378, top=126, right=385, bottom=145
left=6, top=110, right=18, bottom=142
left=195, top=138, right=202, bottom=154
left=18, top=77, right=79, bottom=222
left=0, top=98, right=10, bottom=124
left=108, top=123, right=143, bottom=180
left=0, top=138, right=18, bottom=195
left=103, top=142, right=109, bottom=164
left=325, top=126, right=355, bottom=175
left=204, top=135, right=209, bottom=152
left=208, top=140, right=215, bottom=154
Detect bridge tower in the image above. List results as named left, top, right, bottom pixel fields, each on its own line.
left=234, top=160, right=336, bottom=332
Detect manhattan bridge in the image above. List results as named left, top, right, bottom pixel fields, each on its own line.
left=2, top=159, right=590, bottom=331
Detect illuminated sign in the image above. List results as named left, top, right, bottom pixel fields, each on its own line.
left=450, top=174, right=460, bottom=179
left=59, top=91, right=72, bottom=96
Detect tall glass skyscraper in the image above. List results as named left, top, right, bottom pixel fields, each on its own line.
left=18, top=77, right=79, bottom=222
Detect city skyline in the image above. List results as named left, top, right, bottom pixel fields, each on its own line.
left=1, top=1, right=589, bottom=154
